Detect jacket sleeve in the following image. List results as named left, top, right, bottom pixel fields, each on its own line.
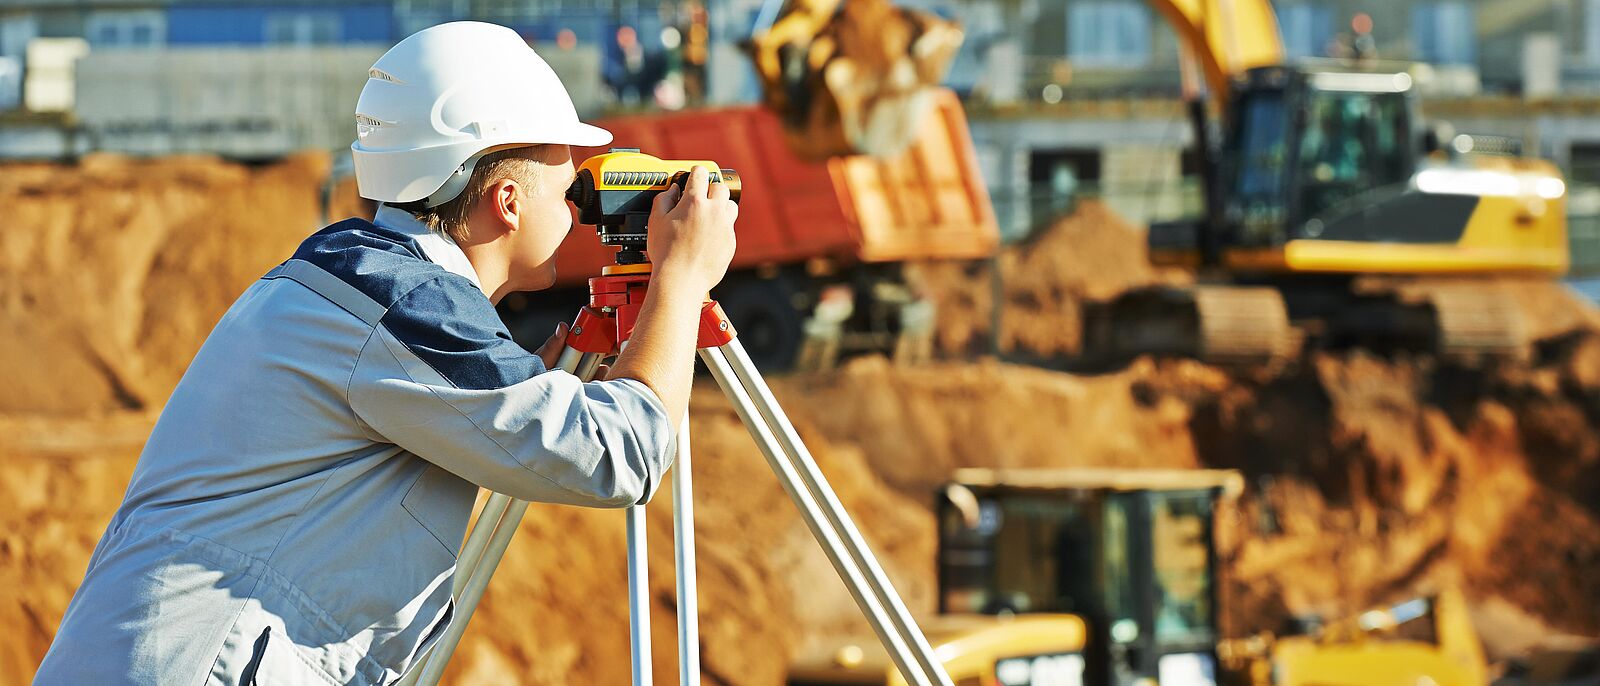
left=347, top=276, right=675, bottom=507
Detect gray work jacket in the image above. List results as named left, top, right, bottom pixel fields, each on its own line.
left=35, top=206, right=674, bottom=685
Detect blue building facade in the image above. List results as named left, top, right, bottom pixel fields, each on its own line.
left=165, top=2, right=395, bottom=45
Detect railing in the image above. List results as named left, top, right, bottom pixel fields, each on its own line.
left=1568, top=183, right=1600, bottom=277
left=989, top=177, right=1204, bottom=244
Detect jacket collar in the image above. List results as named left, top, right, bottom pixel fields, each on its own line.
left=372, top=204, right=485, bottom=294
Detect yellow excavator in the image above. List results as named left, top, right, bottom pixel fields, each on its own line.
left=1084, top=0, right=1569, bottom=365
left=788, top=468, right=1489, bottom=686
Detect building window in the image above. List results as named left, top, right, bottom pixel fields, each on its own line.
left=85, top=10, right=166, bottom=48
left=1068, top=1, right=1151, bottom=68
left=1586, top=0, right=1600, bottom=65
left=265, top=13, right=342, bottom=45
left=1279, top=5, right=1335, bottom=60
left=1412, top=1, right=1475, bottom=65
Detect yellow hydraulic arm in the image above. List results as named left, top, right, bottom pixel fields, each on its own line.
left=1146, top=0, right=1284, bottom=102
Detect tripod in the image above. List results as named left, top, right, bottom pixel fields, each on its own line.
left=399, top=259, right=954, bottom=686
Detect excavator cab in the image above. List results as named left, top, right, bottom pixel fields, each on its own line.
left=1220, top=66, right=1421, bottom=250
left=937, top=469, right=1243, bottom=686
left=1097, top=62, right=1565, bottom=366
left=1154, top=64, right=1425, bottom=261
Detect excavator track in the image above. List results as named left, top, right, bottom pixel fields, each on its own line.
left=1082, top=285, right=1298, bottom=368
left=1417, top=283, right=1530, bottom=362
left=1193, top=286, right=1298, bottom=366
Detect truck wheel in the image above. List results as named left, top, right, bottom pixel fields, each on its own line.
left=713, top=277, right=804, bottom=372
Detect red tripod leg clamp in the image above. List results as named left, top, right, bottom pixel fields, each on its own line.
left=697, top=300, right=737, bottom=348
left=568, top=307, right=618, bottom=354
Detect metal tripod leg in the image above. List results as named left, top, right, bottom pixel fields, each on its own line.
left=718, top=341, right=952, bottom=686
left=699, top=343, right=953, bottom=686
left=626, top=502, right=652, bottom=686
left=450, top=494, right=510, bottom=598
left=410, top=497, right=530, bottom=685
left=672, top=416, right=700, bottom=685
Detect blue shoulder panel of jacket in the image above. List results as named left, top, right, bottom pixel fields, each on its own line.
left=291, top=218, right=546, bottom=391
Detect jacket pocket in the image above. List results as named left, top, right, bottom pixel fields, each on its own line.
left=401, top=463, right=478, bottom=557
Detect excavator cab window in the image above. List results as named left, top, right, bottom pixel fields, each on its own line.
left=1224, top=71, right=1418, bottom=245
left=1295, top=88, right=1413, bottom=227
left=1228, top=88, right=1292, bottom=245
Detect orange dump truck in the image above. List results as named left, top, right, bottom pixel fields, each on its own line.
left=499, top=88, right=999, bottom=369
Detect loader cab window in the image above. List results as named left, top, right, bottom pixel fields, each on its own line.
left=1100, top=495, right=1140, bottom=634
left=1148, top=492, right=1215, bottom=645
left=937, top=488, right=1216, bottom=632
left=937, top=490, right=1101, bottom=616
left=1296, top=88, right=1412, bottom=224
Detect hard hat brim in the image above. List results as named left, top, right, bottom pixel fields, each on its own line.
left=560, top=122, right=614, bottom=148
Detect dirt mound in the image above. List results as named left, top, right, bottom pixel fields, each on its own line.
left=0, top=152, right=330, bottom=416
left=3, top=159, right=1599, bottom=684
left=908, top=199, right=1189, bottom=358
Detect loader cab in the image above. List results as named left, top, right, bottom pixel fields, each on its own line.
left=937, top=469, right=1243, bottom=686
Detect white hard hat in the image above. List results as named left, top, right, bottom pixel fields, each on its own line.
left=351, top=21, right=612, bottom=206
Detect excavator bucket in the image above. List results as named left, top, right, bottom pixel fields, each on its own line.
left=749, top=0, right=963, bottom=160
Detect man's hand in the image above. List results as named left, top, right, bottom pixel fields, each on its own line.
left=604, top=165, right=740, bottom=428
left=646, top=165, right=738, bottom=295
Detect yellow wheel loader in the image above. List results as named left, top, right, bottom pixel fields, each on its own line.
left=788, top=469, right=1488, bottom=686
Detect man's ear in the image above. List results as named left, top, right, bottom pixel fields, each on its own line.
left=489, top=179, right=521, bottom=234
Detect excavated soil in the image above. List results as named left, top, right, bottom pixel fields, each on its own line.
left=906, top=199, right=1192, bottom=359
left=3, top=155, right=1598, bottom=683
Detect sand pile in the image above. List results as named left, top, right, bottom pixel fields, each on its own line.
left=908, top=199, right=1189, bottom=358
left=3, top=157, right=1599, bottom=684
left=0, top=152, right=331, bottom=415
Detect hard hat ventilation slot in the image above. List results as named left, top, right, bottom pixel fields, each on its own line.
left=355, top=114, right=393, bottom=139
left=367, top=68, right=404, bottom=84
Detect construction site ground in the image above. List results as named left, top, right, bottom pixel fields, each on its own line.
left=3, top=153, right=1598, bottom=683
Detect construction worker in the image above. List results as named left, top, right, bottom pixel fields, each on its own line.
left=35, top=21, right=736, bottom=685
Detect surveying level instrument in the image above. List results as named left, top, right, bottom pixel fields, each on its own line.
left=565, top=149, right=742, bottom=265
left=400, top=150, right=952, bottom=686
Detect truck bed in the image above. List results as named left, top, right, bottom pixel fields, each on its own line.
left=554, top=88, right=997, bottom=287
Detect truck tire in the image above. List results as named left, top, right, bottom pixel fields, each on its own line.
left=713, top=276, right=805, bottom=372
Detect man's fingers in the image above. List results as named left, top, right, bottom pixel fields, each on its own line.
left=685, top=165, right=710, bottom=198
left=709, top=179, right=731, bottom=202
left=537, top=322, right=568, bottom=367
left=654, top=182, right=682, bottom=213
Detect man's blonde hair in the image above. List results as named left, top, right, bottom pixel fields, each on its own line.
left=411, top=145, right=551, bottom=243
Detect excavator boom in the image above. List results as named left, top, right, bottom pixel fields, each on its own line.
left=1148, top=0, right=1284, bottom=101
